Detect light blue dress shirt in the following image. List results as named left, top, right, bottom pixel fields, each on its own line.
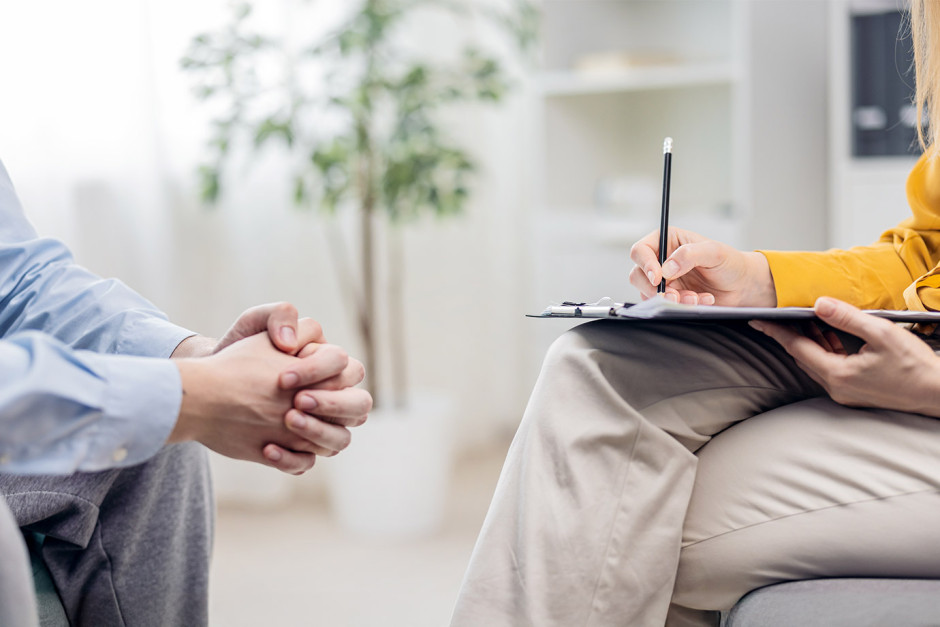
left=0, top=160, right=194, bottom=475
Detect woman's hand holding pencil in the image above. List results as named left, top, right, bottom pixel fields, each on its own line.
left=629, top=227, right=778, bottom=307
left=630, top=138, right=778, bottom=307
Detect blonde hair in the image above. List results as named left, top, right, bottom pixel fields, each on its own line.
left=911, top=0, right=940, bottom=155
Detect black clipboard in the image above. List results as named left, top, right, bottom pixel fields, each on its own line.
left=530, top=295, right=940, bottom=324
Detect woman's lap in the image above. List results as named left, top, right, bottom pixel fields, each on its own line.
left=675, top=397, right=940, bottom=611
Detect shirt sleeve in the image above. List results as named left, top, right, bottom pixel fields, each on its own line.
left=759, top=243, right=917, bottom=310
left=0, top=160, right=194, bottom=474
left=760, top=153, right=940, bottom=310
left=0, top=331, right=182, bottom=474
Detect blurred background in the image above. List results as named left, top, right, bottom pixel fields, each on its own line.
left=0, top=0, right=922, bottom=625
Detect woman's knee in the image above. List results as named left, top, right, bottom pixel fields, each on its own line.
left=539, top=320, right=658, bottom=390
left=541, top=322, right=603, bottom=370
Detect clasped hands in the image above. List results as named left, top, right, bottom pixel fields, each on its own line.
left=631, top=227, right=940, bottom=418
left=169, top=302, right=373, bottom=475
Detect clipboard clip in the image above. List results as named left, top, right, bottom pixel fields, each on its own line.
left=561, top=301, right=586, bottom=316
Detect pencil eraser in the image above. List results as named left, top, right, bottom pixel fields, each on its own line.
left=663, top=137, right=673, bottom=154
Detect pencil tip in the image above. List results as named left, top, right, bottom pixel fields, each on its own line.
left=663, top=137, right=673, bottom=154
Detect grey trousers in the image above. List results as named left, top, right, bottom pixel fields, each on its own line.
left=450, top=320, right=940, bottom=626
left=0, top=442, right=212, bottom=626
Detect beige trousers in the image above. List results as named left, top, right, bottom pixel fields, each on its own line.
left=450, top=320, right=940, bottom=627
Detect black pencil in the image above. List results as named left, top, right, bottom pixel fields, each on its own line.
left=658, top=137, right=673, bottom=294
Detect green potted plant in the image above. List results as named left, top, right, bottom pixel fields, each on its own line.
left=182, top=0, right=536, bottom=535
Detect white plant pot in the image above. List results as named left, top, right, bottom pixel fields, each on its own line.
left=325, top=392, right=454, bottom=538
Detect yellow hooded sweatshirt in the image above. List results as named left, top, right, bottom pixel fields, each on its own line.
left=762, top=153, right=940, bottom=311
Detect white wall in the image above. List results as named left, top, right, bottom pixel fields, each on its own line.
left=742, top=0, right=830, bottom=252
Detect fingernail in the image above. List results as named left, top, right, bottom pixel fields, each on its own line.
left=647, top=270, right=656, bottom=284
left=816, top=297, right=835, bottom=316
left=662, top=260, right=679, bottom=278
left=701, top=294, right=716, bottom=305
left=298, top=395, right=318, bottom=411
left=280, top=326, right=296, bottom=346
left=281, top=372, right=300, bottom=388
left=288, top=412, right=306, bottom=429
left=266, top=447, right=282, bottom=462
left=664, top=292, right=678, bottom=303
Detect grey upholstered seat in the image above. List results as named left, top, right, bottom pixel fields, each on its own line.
left=723, top=578, right=940, bottom=627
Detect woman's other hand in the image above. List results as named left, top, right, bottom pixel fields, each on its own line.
left=750, top=297, right=940, bottom=416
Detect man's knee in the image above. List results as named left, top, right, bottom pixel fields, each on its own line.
left=130, top=441, right=210, bottom=486
left=107, top=442, right=211, bottom=524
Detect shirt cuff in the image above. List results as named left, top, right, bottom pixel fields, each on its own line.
left=88, top=355, right=183, bottom=471
left=117, top=315, right=196, bottom=360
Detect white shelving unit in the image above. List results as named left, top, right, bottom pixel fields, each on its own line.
left=828, top=0, right=920, bottom=250
left=528, top=0, right=831, bottom=339
left=537, top=61, right=737, bottom=96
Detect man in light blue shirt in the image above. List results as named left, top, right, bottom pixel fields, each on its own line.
left=0, top=160, right=372, bottom=625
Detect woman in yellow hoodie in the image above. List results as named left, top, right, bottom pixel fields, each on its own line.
left=451, top=2, right=940, bottom=626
